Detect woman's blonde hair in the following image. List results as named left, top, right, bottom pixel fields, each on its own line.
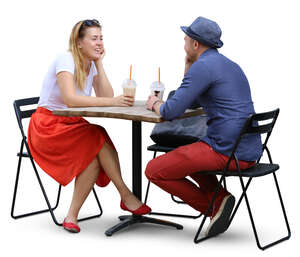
left=69, top=20, right=101, bottom=90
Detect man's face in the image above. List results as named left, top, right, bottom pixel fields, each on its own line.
left=184, top=35, right=197, bottom=60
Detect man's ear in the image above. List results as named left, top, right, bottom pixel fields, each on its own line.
left=193, top=40, right=199, bottom=49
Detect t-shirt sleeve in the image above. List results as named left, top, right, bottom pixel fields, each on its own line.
left=55, top=52, right=75, bottom=75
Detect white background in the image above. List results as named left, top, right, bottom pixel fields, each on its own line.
left=0, top=0, right=298, bottom=256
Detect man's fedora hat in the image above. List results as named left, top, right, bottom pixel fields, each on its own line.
left=181, top=16, right=223, bottom=48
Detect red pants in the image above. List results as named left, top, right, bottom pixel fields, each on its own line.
left=145, top=142, right=255, bottom=214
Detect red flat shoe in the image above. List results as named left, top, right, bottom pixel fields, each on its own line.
left=62, top=219, right=81, bottom=233
left=120, top=201, right=151, bottom=215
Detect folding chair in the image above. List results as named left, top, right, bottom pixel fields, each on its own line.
left=11, top=97, right=103, bottom=226
left=194, top=108, right=291, bottom=250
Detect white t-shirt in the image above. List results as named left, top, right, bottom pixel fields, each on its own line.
left=38, top=51, right=98, bottom=110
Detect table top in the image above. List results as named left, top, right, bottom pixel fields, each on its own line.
left=52, top=100, right=205, bottom=123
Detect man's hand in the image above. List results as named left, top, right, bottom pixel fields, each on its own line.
left=185, top=55, right=194, bottom=64
left=184, top=55, right=196, bottom=74
left=146, top=95, right=162, bottom=111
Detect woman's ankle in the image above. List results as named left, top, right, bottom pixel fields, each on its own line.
left=64, top=214, right=78, bottom=224
left=121, top=193, right=142, bottom=210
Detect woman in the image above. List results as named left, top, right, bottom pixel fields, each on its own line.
left=28, top=19, right=151, bottom=233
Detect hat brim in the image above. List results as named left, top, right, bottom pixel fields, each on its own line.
left=180, top=26, right=223, bottom=48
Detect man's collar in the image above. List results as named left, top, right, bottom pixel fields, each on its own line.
left=201, top=48, right=218, bottom=57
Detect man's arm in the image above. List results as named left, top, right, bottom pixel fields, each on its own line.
left=160, top=61, right=211, bottom=120
left=146, top=95, right=163, bottom=115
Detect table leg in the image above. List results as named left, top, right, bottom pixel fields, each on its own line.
left=132, top=121, right=142, bottom=199
left=105, top=121, right=183, bottom=236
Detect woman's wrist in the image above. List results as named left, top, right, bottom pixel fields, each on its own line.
left=95, top=59, right=104, bottom=72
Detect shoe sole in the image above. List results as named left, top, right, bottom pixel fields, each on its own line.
left=205, top=195, right=235, bottom=237
left=63, top=227, right=80, bottom=233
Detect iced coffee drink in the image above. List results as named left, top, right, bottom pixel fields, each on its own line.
left=150, top=81, right=165, bottom=100
left=123, top=86, right=136, bottom=97
left=122, top=78, right=137, bottom=100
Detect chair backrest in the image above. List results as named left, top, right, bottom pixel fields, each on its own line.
left=13, top=97, right=39, bottom=138
left=228, top=108, right=280, bottom=166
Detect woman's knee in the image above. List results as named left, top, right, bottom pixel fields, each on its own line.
left=88, top=157, right=101, bottom=172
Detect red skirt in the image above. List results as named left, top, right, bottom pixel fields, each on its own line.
left=28, top=107, right=113, bottom=187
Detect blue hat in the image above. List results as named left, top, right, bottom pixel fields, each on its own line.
left=181, top=17, right=223, bottom=48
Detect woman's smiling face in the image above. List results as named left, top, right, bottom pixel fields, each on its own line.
left=78, top=27, right=104, bottom=61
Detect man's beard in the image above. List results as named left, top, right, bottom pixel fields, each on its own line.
left=187, top=52, right=198, bottom=63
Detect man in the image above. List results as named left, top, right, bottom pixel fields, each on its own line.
left=145, top=16, right=262, bottom=237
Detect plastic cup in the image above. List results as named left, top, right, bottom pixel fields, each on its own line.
left=150, top=81, right=165, bottom=100
left=122, top=79, right=137, bottom=99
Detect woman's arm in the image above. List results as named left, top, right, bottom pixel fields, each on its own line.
left=57, top=71, right=133, bottom=107
left=93, top=50, right=114, bottom=97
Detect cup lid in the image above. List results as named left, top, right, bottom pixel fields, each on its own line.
left=122, top=78, right=137, bottom=88
left=150, top=81, right=165, bottom=90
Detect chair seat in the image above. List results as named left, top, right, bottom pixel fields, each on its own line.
left=147, top=144, right=176, bottom=153
left=201, top=163, right=279, bottom=177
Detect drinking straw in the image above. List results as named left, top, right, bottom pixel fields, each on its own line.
left=130, top=65, right=132, bottom=81
left=158, top=67, right=160, bottom=85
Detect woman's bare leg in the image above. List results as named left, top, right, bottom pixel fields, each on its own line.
left=97, top=142, right=143, bottom=210
left=65, top=142, right=143, bottom=224
left=65, top=157, right=100, bottom=224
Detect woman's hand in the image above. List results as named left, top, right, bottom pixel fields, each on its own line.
left=112, top=95, right=134, bottom=107
left=100, top=48, right=105, bottom=60
left=94, top=48, right=105, bottom=69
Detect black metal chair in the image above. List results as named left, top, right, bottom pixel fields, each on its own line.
left=11, top=97, right=103, bottom=226
left=194, top=108, right=291, bottom=250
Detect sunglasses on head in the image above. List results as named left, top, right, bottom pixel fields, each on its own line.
left=82, top=19, right=100, bottom=27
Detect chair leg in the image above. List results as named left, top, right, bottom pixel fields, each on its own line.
left=77, top=187, right=103, bottom=223
left=228, top=177, right=253, bottom=227
left=194, top=176, right=225, bottom=243
left=171, top=194, right=187, bottom=204
left=238, top=174, right=291, bottom=250
left=223, top=177, right=227, bottom=190
left=11, top=140, right=61, bottom=221
left=11, top=139, right=103, bottom=226
left=144, top=180, right=151, bottom=204
left=144, top=150, right=201, bottom=219
left=146, top=182, right=201, bottom=219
